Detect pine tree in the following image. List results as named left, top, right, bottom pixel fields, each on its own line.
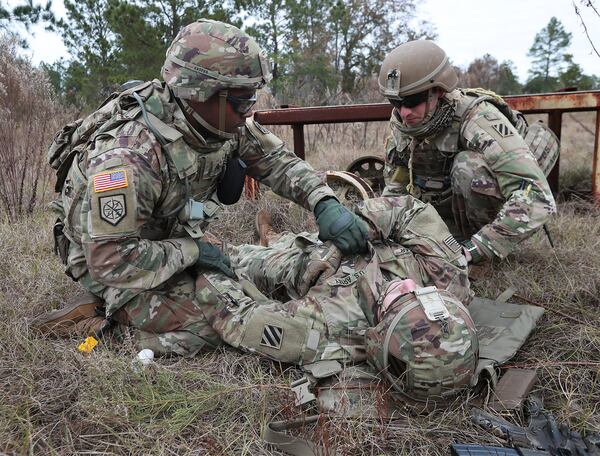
left=527, top=17, right=572, bottom=88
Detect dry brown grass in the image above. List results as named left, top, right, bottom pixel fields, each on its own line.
left=2, top=192, right=600, bottom=454
left=1, top=84, right=599, bottom=455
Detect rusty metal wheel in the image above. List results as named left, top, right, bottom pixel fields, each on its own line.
left=346, top=156, right=385, bottom=194
left=325, top=171, right=375, bottom=208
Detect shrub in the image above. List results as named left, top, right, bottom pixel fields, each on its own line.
left=0, top=35, right=71, bottom=222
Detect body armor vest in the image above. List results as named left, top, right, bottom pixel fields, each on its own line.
left=389, top=89, right=528, bottom=201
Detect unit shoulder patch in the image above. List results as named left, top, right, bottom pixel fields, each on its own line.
left=443, top=235, right=462, bottom=253
left=491, top=123, right=513, bottom=138
left=260, top=324, right=283, bottom=349
left=99, top=194, right=127, bottom=226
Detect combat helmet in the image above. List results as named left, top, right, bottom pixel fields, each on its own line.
left=365, top=281, right=478, bottom=403
left=162, top=19, right=272, bottom=138
left=162, top=19, right=271, bottom=102
left=378, top=40, right=457, bottom=99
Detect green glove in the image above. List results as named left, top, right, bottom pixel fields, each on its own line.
left=194, top=240, right=236, bottom=278
left=314, top=198, right=368, bottom=254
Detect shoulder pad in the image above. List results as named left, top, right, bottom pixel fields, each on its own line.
left=245, top=117, right=284, bottom=151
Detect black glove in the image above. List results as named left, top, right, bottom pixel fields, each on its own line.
left=314, top=198, right=368, bottom=254
left=194, top=240, right=235, bottom=278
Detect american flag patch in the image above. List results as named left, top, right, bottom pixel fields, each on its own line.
left=93, top=170, right=128, bottom=193
left=444, top=235, right=461, bottom=253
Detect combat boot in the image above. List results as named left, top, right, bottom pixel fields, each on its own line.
left=74, top=316, right=109, bottom=338
left=31, top=291, right=105, bottom=338
left=255, top=209, right=278, bottom=247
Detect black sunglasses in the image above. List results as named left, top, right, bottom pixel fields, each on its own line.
left=226, top=93, right=257, bottom=114
left=390, top=90, right=430, bottom=109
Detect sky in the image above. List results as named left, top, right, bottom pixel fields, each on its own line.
left=7, top=0, right=600, bottom=82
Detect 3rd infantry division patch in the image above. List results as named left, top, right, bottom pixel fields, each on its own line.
left=492, top=123, right=513, bottom=137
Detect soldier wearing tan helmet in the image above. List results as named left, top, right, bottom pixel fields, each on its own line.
left=34, top=19, right=369, bottom=350
left=379, top=40, right=558, bottom=264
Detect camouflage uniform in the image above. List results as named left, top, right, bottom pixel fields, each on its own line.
left=382, top=88, right=557, bottom=260
left=50, top=74, right=341, bottom=354
left=195, top=196, right=470, bottom=364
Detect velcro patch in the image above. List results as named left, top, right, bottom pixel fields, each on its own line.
left=491, top=123, right=513, bottom=137
left=444, top=235, right=462, bottom=253
left=260, top=325, right=283, bottom=349
left=93, top=170, right=128, bottom=193
left=99, top=194, right=127, bottom=226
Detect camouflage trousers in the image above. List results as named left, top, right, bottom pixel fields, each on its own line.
left=77, top=196, right=468, bottom=359
left=434, top=150, right=505, bottom=241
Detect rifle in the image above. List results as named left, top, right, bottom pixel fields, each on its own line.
left=466, top=397, right=600, bottom=456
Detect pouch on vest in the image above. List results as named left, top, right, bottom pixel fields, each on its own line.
left=217, top=156, right=247, bottom=205
left=523, top=120, right=560, bottom=177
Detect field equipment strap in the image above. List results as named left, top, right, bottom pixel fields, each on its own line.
left=264, top=415, right=326, bottom=456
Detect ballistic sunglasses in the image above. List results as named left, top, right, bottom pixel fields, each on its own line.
left=390, top=90, right=430, bottom=109
left=226, top=93, right=257, bottom=114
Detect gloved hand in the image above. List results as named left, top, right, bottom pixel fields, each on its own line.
left=297, top=242, right=343, bottom=296
left=194, top=240, right=236, bottom=278
left=314, top=198, right=368, bottom=254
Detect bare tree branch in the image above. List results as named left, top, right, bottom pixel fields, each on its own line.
left=573, top=1, right=600, bottom=59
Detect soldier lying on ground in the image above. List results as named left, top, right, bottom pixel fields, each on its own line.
left=41, top=19, right=369, bottom=346
left=35, top=195, right=479, bottom=403
left=378, top=40, right=558, bottom=265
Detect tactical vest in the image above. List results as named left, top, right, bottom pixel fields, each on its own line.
left=48, top=80, right=233, bottom=246
left=389, top=88, right=529, bottom=200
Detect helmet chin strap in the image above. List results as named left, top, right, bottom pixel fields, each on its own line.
left=179, top=96, right=236, bottom=140
left=219, top=90, right=228, bottom=132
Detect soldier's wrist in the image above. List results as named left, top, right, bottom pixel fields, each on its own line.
left=462, top=239, right=483, bottom=264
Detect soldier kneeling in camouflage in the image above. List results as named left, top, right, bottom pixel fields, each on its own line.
left=379, top=40, right=558, bottom=264
left=34, top=20, right=370, bottom=344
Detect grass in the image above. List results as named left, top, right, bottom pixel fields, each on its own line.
left=2, top=193, right=600, bottom=454
left=1, top=110, right=599, bottom=455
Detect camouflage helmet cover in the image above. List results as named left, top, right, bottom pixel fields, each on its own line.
left=378, top=40, right=458, bottom=99
left=161, top=19, right=272, bottom=102
left=365, top=283, right=478, bottom=402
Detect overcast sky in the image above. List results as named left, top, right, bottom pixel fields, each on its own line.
left=8, top=0, right=600, bottom=82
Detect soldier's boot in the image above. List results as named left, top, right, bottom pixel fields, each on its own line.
left=74, top=316, right=110, bottom=338
left=255, top=209, right=278, bottom=247
left=31, top=292, right=105, bottom=338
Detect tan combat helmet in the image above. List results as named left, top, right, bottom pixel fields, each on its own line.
left=378, top=40, right=458, bottom=99
left=365, top=283, right=478, bottom=403
left=161, top=19, right=272, bottom=138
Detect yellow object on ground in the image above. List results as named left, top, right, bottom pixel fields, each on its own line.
left=78, top=336, right=98, bottom=353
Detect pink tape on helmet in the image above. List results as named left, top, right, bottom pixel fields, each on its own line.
left=382, top=279, right=417, bottom=313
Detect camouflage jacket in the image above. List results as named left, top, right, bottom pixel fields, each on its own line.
left=382, top=88, right=556, bottom=259
left=56, top=80, right=335, bottom=313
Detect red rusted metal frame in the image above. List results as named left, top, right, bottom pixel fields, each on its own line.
left=253, top=90, right=600, bottom=201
